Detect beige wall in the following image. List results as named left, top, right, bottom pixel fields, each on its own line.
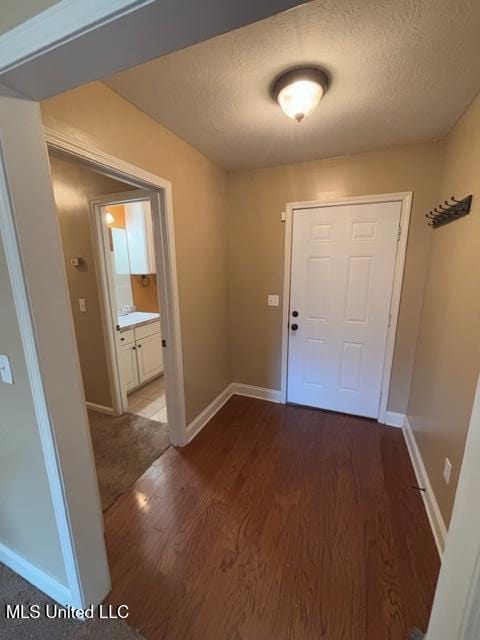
left=408, top=95, right=480, bottom=526
left=0, top=237, right=66, bottom=583
left=42, top=82, right=231, bottom=423
left=227, top=142, right=443, bottom=412
left=49, top=153, right=134, bottom=408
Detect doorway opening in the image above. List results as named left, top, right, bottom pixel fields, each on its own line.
left=47, top=142, right=186, bottom=511
left=93, top=190, right=168, bottom=426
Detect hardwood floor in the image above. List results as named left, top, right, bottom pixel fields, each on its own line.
left=104, top=396, right=440, bottom=640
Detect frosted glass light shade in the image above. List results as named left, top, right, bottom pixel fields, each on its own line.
left=277, top=80, right=324, bottom=122
left=272, top=67, right=329, bottom=123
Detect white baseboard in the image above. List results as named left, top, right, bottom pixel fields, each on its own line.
left=186, top=383, right=283, bottom=443
left=0, top=541, right=71, bottom=605
left=86, top=402, right=114, bottom=415
left=186, top=384, right=234, bottom=442
left=403, top=416, right=447, bottom=556
left=384, top=411, right=405, bottom=428
left=231, top=383, right=281, bottom=403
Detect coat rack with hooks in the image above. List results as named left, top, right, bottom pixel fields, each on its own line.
left=426, top=195, right=473, bottom=228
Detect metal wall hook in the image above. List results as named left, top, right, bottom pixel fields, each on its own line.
left=425, top=195, right=473, bottom=229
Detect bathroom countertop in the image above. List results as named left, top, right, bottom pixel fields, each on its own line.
left=117, top=312, right=160, bottom=331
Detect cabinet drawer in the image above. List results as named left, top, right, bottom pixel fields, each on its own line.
left=135, top=320, right=161, bottom=341
left=117, top=329, right=134, bottom=346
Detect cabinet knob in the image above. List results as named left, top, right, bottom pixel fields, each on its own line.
left=132, top=346, right=136, bottom=350
left=291, top=323, right=299, bottom=331
left=138, top=344, right=142, bottom=348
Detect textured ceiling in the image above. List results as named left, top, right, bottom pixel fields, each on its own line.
left=105, top=0, right=480, bottom=170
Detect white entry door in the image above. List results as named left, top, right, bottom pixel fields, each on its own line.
left=287, top=201, right=402, bottom=418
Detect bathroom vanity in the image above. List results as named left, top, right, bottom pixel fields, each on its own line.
left=116, top=312, right=163, bottom=393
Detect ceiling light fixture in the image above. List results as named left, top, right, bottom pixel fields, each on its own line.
left=272, top=67, right=329, bottom=123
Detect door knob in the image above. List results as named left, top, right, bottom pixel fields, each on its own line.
left=291, top=323, right=299, bottom=331
left=292, top=310, right=299, bottom=317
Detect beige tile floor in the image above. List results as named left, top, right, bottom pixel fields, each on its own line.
left=127, top=375, right=168, bottom=424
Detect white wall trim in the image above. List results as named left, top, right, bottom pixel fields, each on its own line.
left=85, top=402, right=114, bottom=416
left=0, top=542, right=71, bottom=607
left=280, top=192, right=413, bottom=425
left=186, top=384, right=234, bottom=442
left=403, top=416, right=447, bottom=556
left=186, top=382, right=283, bottom=443
left=0, top=132, right=80, bottom=605
left=231, top=383, right=281, bottom=404
left=44, top=126, right=187, bottom=448
left=384, top=411, right=405, bottom=428
left=0, top=0, right=154, bottom=76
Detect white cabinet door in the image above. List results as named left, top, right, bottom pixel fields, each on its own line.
left=111, top=227, right=131, bottom=274
left=125, top=200, right=156, bottom=274
left=118, top=343, right=139, bottom=393
left=136, top=332, right=163, bottom=384
left=287, top=201, right=401, bottom=418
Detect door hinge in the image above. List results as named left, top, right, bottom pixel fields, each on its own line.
left=397, top=224, right=402, bottom=241
left=161, top=339, right=167, bottom=347
left=388, top=312, right=392, bottom=327
left=281, top=211, right=286, bottom=222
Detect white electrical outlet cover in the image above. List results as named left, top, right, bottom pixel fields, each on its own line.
left=0, top=354, right=14, bottom=384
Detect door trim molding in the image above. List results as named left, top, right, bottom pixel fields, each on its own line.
left=280, top=192, right=413, bottom=425
left=45, top=126, right=188, bottom=447
left=0, top=135, right=84, bottom=606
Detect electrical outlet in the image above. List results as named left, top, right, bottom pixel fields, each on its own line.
left=443, top=458, right=452, bottom=485
left=79, top=298, right=87, bottom=313
left=0, top=354, right=14, bottom=384
left=267, top=294, right=280, bottom=307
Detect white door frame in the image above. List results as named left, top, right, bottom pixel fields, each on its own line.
left=90, top=189, right=158, bottom=418
left=45, top=128, right=187, bottom=446
left=280, top=192, right=412, bottom=423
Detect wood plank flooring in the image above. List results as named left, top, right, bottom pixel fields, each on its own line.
left=104, top=396, right=440, bottom=640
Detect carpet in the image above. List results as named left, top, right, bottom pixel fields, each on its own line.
left=0, top=564, right=145, bottom=639
left=88, top=410, right=169, bottom=511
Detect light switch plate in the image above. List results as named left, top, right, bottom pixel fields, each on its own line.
left=267, top=294, right=280, bottom=307
left=0, top=354, right=14, bottom=384
left=79, top=298, right=87, bottom=313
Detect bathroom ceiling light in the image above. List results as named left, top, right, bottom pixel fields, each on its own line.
left=272, top=67, right=329, bottom=123
left=105, top=211, right=115, bottom=225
